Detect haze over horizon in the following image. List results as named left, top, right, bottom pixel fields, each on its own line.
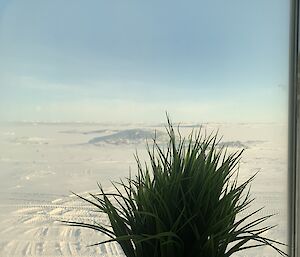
left=0, top=0, right=290, bottom=123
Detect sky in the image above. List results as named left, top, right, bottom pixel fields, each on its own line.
left=0, top=0, right=290, bottom=123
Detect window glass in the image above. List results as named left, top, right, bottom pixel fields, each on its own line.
left=0, top=1, right=289, bottom=256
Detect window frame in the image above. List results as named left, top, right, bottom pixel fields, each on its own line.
left=288, top=0, right=299, bottom=256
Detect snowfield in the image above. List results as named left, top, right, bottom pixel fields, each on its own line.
left=0, top=122, right=288, bottom=257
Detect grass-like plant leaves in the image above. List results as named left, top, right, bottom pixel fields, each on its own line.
left=61, top=118, right=287, bottom=257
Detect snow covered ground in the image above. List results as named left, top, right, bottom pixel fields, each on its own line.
left=0, top=122, right=288, bottom=256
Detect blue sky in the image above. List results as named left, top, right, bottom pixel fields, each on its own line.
left=0, top=0, right=290, bottom=123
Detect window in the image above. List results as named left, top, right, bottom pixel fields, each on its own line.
left=0, top=1, right=292, bottom=256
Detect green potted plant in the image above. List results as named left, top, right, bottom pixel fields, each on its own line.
left=61, top=117, right=287, bottom=257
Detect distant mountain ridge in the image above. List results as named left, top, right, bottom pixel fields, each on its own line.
left=88, top=129, right=166, bottom=145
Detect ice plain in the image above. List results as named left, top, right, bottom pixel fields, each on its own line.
left=0, top=122, right=288, bottom=257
